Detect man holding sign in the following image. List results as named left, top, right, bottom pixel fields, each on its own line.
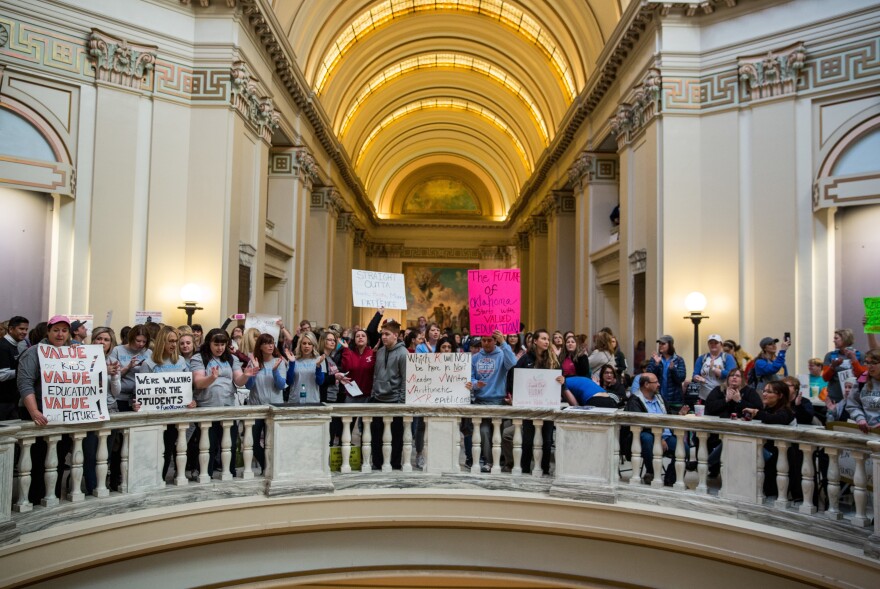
left=469, top=329, right=517, bottom=471
left=468, top=269, right=520, bottom=336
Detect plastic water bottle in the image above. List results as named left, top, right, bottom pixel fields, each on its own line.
left=299, top=384, right=307, bottom=404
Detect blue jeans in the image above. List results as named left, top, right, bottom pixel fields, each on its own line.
left=640, top=430, right=677, bottom=483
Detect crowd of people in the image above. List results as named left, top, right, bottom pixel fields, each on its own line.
left=0, top=309, right=877, bottom=501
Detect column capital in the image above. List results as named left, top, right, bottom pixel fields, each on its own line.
left=541, top=189, right=576, bottom=218
left=629, top=248, right=647, bottom=274
left=568, top=152, right=619, bottom=187
left=88, top=28, right=157, bottom=91
left=610, top=67, right=662, bottom=149
left=738, top=42, right=806, bottom=101
left=310, top=186, right=343, bottom=215
left=295, top=147, right=320, bottom=185
left=239, top=242, right=257, bottom=268
left=230, top=61, right=281, bottom=142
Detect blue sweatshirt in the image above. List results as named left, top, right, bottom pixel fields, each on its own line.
left=471, top=341, right=517, bottom=404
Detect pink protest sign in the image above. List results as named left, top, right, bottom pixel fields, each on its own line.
left=468, top=269, right=520, bottom=336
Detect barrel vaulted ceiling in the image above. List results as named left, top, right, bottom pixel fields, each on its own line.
left=269, top=0, right=628, bottom=223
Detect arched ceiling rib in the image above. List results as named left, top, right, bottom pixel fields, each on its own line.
left=275, top=1, right=623, bottom=223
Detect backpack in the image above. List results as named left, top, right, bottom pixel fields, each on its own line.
left=744, top=358, right=757, bottom=387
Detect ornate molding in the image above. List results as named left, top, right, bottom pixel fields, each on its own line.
left=516, top=231, right=530, bottom=251
left=568, top=152, right=620, bottom=186
left=295, top=147, right=320, bottom=184
left=87, top=29, right=157, bottom=90
left=239, top=242, right=257, bottom=268
left=527, top=215, right=548, bottom=236
left=0, top=24, right=9, bottom=48
left=653, top=1, right=737, bottom=17
left=738, top=42, right=806, bottom=100
left=180, top=1, right=238, bottom=6
left=230, top=61, right=280, bottom=141
left=311, top=186, right=343, bottom=215
left=611, top=67, right=662, bottom=148
left=629, top=249, right=647, bottom=274
left=541, top=190, right=576, bottom=218
left=336, top=212, right=354, bottom=233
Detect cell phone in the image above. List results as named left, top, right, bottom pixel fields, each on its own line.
left=784, top=332, right=791, bottom=343
left=232, top=313, right=246, bottom=320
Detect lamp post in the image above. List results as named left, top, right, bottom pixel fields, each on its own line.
left=683, top=291, right=709, bottom=366
left=178, top=283, right=204, bottom=327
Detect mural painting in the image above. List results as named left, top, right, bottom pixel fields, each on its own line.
left=403, top=176, right=480, bottom=215
left=403, top=263, right=475, bottom=332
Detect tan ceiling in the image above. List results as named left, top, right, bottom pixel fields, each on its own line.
left=271, top=1, right=627, bottom=223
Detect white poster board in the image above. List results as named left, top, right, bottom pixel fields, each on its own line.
left=135, top=372, right=193, bottom=411
left=797, top=373, right=812, bottom=399
left=68, top=314, right=94, bottom=339
left=405, top=352, right=471, bottom=405
left=351, top=270, right=407, bottom=310
left=38, top=344, right=110, bottom=424
left=134, top=311, right=163, bottom=325
left=245, top=313, right=281, bottom=340
left=838, top=369, right=854, bottom=392
left=512, top=368, right=562, bottom=409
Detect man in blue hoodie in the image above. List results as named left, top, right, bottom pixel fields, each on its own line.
left=470, top=329, right=517, bottom=471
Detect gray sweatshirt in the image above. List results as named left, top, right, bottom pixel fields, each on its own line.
left=371, top=341, right=408, bottom=403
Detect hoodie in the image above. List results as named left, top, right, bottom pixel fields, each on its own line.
left=371, top=341, right=408, bottom=403
left=471, top=341, right=517, bottom=404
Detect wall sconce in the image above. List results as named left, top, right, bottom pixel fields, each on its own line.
left=684, top=291, right=709, bottom=366
left=178, top=283, right=204, bottom=326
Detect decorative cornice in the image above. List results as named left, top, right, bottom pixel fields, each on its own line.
left=295, top=147, right=320, bottom=184
left=180, top=1, right=238, bottom=6
left=629, top=249, right=647, bottom=274
left=311, top=186, right=343, bottom=215
left=87, top=29, right=156, bottom=90
left=336, top=212, right=354, bottom=234
left=230, top=61, right=280, bottom=142
left=239, top=242, right=257, bottom=268
left=652, top=0, right=738, bottom=17
left=568, top=152, right=620, bottom=186
left=738, top=42, right=806, bottom=101
left=541, top=190, right=576, bottom=218
left=0, top=24, right=9, bottom=48
left=516, top=231, right=530, bottom=251
left=611, top=67, right=662, bottom=148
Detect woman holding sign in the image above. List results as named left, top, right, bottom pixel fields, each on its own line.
left=109, top=324, right=153, bottom=412
left=191, top=328, right=257, bottom=478
left=137, top=326, right=196, bottom=480
left=246, top=333, right=287, bottom=473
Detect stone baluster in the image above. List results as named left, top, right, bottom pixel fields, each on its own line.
left=757, top=440, right=765, bottom=503
left=340, top=416, right=352, bottom=474
left=174, top=424, right=188, bottom=486
left=511, top=419, right=523, bottom=475
left=471, top=419, right=481, bottom=474
left=264, top=418, right=274, bottom=478
left=120, top=429, right=130, bottom=493
left=695, top=431, right=709, bottom=494
left=673, top=427, right=686, bottom=491
left=614, top=426, right=623, bottom=482
left=629, top=428, right=642, bottom=485
left=242, top=418, right=255, bottom=480
left=422, top=418, right=428, bottom=465
left=402, top=415, right=413, bottom=472
left=532, top=420, right=544, bottom=477
left=94, top=429, right=110, bottom=497
left=14, top=437, right=34, bottom=512
left=774, top=441, right=790, bottom=509
left=799, top=443, right=816, bottom=514
left=198, top=421, right=211, bottom=483
left=381, top=416, right=392, bottom=473
left=220, top=420, right=233, bottom=481
left=824, top=447, right=841, bottom=520
left=491, top=418, right=502, bottom=474
left=69, top=431, right=85, bottom=502
left=852, top=450, right=870, bottom=527
left=361, top=416, right=372, bottom=473
left=42, top=435, right=61, bottom=507
left=651, top=427, right=663, bottom=488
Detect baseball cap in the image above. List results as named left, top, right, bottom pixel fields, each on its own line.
left=71, top=320, right=85, bottom=331
left=707, top=334, right=722, bottom=343
left=657, top=335, right=674, bottom=345
left=759, top=337, right=779, bottom=348
left=47, top=315, right=71, bottom=327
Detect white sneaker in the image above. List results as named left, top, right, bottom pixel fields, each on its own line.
left=416, top=453, right=426, bottom=469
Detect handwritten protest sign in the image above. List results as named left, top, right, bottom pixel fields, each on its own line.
left=245, top=313, right=281, bottom=340
left=351, top=270, right=407, bottom=309
left=135, top=372, right=192, bottom=411
left=68, top=314, right=94, bottom=338
left=512, top=368, right=562, bottom=409
left=467, top=269, right=520, bottom=336
left=134, top=311, right=162, bottom=325
left=405, top=352, right=471, bottom=405
left=38, top=344, right=109, bottom=424
left=865, top=297, right=880, bottom=334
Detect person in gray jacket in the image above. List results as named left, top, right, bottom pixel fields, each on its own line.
left=370, top=319, right=408, bottom=469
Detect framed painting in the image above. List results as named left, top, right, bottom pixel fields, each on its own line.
left=402, top=263, right=475, bottom=332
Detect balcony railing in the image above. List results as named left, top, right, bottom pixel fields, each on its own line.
left=1, top=405, right=878, bottom=557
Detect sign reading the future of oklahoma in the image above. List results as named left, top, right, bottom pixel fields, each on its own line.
left=38, top=344, right=110, bottom=424
left=468, top=269, right=520, bottom=336
left=351, top=270, right=408, bottom=309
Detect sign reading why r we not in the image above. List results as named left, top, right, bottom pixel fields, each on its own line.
left=405, top=353, right=471, bottom=405
left=468, top=269, right=520, bottom=336
left=135, top=372, right=193, bottom=411
left=38, top=344, right=110, bottom=424
left=865, top=297, right=880, bottom=334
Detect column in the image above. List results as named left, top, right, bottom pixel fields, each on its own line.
left=543, top=190, right=576, bottom=332
left=527, top=215, right=548, bottom=330
left=333, top=212, right=355, bottom=326
left=516, top=231, right=530, bottom=330
left=304, top=186, right=341, bottom=326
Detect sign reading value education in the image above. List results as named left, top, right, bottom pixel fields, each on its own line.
left=38, top=344, right=110, bottom=424
left=135, top=372, right=193, bottom=411
left=865, top=297, right=880, bottom=334
left=405, top=352, right=472, bottom=405
left=245, top=313, right=282, bottom=340
left=351, top=270, right=408, bottom=309
left=467, top=269, right=520, bottom=336
left=512, top=368, right=562, bottom=409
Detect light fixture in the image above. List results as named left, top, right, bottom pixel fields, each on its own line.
left=178, top=283, right=204, bottom=326
left=683, top=291, right=709, bottom=365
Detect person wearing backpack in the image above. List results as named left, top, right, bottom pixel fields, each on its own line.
left=691, top=334, right=736, bottom=400
left=750, top=336, right=790, bottom=390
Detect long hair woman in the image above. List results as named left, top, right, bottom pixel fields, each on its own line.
left=284, top=331, right=325, bottom=404
left=246, top=333, right=287, bottom=473
left=109, top=323, right=152, bottom=412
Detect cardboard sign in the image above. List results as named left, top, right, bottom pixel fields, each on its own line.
left=68, top=314, right=94, bottom=339
left=405, top=352, right=472, bottom=405
left=467, top=269, right=520, bottom=336
left=135, top=371, right=193, bottom=411
left=134, top=311, right=162, bottom=325
left=512, top=368, right=562, bottom=409
left=351, top=270, right=407, bottom=310
left=245, top=313, right=281, bottom=340
left=38, top=344, right=110, bottom=424
left=865, top=297, right=880, bottom=334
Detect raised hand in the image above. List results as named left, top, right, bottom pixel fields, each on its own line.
left=210, top=366, right=220, bottom=379
left=273, top=357, right=283, bottom=371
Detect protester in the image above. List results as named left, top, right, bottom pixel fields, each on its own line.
left=369, top=319, right=407, bottom=470
left=847, top=348, right=880, bottom=433
left=108, top=324, right=153, bottom=412
left=0, top=315, right=29, bottom=420
left=470, top=329, right=517, bottom=472
left=692, top=334, right=736, bottom=400
left=823, top=329, right=863, bottom=403
left=646, top=335, right=687, bottom=408
left=246, top=333, right=287, bottom=472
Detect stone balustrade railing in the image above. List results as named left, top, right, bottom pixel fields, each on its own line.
left=1, top=406, right=878, bottom=557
